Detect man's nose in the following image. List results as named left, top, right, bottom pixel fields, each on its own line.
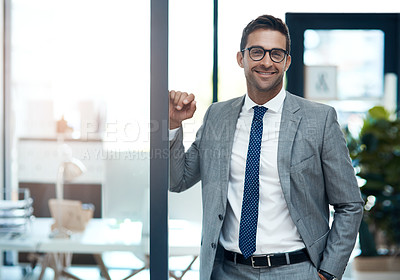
left=259, top=52, right=274, bottom=66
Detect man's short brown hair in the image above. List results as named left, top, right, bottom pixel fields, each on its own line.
left=240, top=14, right=291, bottom=54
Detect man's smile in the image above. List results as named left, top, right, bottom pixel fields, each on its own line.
left=253, top=68, right=277, bottom=76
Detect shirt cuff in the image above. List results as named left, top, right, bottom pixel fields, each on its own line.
left=169, top=127, right=180, bottom=141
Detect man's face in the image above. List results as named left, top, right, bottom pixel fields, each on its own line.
left=237, top=29, right=291, bottom=99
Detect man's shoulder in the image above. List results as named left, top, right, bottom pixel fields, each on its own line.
left=210, top=95, right=244, bottom=109
left=285, top=91, right=334, bottom=113
left=206, top=95, right=244, bottom=117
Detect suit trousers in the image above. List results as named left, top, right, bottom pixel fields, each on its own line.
left=211, top=244, right=321, bottom=280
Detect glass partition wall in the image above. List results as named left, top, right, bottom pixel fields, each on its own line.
left=4, top=0, right=152, bottom=278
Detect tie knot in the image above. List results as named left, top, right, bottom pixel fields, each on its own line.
left=253, top=106, right=268, bottom=121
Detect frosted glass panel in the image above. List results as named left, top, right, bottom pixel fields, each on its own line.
left=304, top=29, right=385, bottom=100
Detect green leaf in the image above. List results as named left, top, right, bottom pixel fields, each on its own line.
left=368, top=106, right=390, bottom=120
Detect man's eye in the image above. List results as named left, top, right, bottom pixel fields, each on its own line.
left=272, top=52, right=283, bottom=58
left=251, top=49, right=264, bottom=56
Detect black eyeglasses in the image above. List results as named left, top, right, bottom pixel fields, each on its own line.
left=241, top=46, right=288, bottom=63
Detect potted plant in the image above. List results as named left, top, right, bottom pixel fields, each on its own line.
left=345, top=106, right=400, bottom=278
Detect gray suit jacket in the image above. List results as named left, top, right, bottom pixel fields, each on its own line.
left=170, top=92, right=364, bottom=280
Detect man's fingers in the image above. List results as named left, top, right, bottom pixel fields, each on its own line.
left=170, top=90, right=186, bottom=109
left=169, top=90, right=195, bottom=111
left=183, top=93, right=195, bottom=105
left=169, top=90, right=181, bottom=104
left=170, top=90, right=176, bottom=100
left=189, top=100, right=197, bottom=117
left=174, top=91, right=184, bottom=108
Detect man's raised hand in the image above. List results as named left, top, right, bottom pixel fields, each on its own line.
left=169, top=90, right=196, bottom=129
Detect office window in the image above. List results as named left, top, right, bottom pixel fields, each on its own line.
left=10, top=0, right=150, bottom=213
left=304, top=30, right=385, bottom=102
left=303, top=29, right=390, bottom=135
left=167, top=1, right=213, bottom=276
left=7, top=0, right=151, bottom=277
left=304, top=30, right=385, bottom=100
left=169, top=0, right=213, bottom=145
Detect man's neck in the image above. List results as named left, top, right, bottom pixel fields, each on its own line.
left=247, top=87, right=282, bottom=105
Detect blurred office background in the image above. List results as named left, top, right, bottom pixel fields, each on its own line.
left=0, top=0, right=399, bottom=279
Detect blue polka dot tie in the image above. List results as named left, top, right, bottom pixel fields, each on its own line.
left=239, top=106, right=267, bottom=259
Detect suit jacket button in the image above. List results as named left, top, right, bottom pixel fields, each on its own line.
left=218, top=214, right=224, bottom=221
left=211, top=243, right=216, bottom=249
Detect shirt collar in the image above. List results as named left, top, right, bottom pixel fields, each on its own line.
left=244, top=87, right=286, bottom=113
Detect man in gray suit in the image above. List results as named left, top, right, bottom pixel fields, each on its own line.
left=169, top=14, right=363, bottom=280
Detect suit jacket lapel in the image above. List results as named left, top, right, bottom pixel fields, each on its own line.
left=278, top=92, right=302, bottom=206
left=220, top=96, right=245, bottom=204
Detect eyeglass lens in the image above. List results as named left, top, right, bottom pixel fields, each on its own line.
left=249, top=47, right=286, bottom=62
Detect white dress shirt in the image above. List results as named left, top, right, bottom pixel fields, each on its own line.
left=219, top=88, right=305, bottom=254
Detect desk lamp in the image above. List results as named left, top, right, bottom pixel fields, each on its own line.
left=50, top=144, right=87, bottom=238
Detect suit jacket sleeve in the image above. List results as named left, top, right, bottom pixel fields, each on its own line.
left=169, top=105, right=211, bottom=193
left=319, top=107, right=364, bottom=277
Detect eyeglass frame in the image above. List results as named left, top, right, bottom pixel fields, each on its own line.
left=241, top=46, right=289, bottom=63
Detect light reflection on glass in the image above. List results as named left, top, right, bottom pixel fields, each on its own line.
left=304, top=29, right=386, bottom=132
left=304, top=29, right=385, bottom=100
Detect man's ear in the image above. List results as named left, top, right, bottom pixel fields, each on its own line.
left=284, top=54, right=291, bottom=72
left=237, top=51, right=244, bottom=68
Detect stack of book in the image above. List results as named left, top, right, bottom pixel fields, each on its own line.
left=0, top=188, right=33, bottom=235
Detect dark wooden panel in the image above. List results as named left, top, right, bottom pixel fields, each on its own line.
left=19, top=182, right=102, bottom=218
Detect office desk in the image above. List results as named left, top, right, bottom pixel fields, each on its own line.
left=0, top=218, right=201, bottom=280
left=0, top=218, right=143, bottom=279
